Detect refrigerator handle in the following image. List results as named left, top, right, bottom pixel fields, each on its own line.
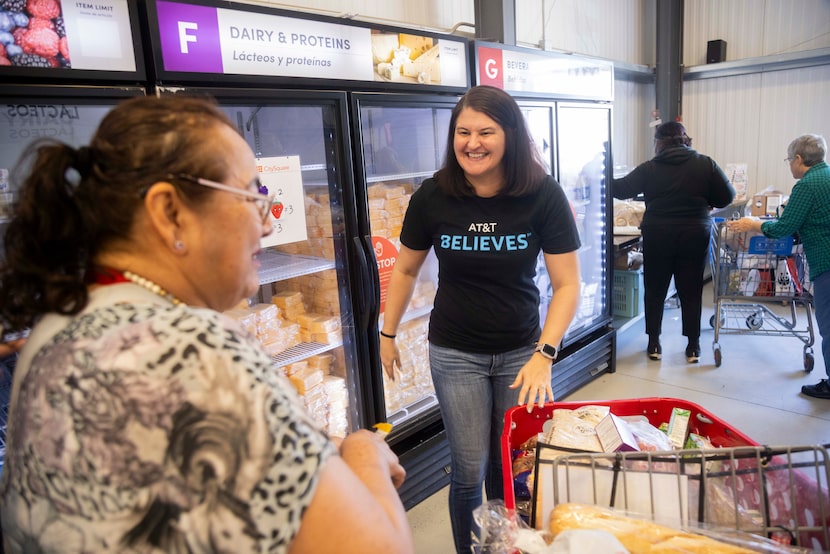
left=354, top=234, right=381, bottom=330
left=355, top=232, right=388, bottom=422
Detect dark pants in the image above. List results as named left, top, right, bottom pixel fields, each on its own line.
left=642, top=224, right=711, bottom=340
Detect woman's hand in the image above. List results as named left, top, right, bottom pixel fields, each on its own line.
left=339, top=429, right=406, bottom=489
left=0, top=337, right=27, bottom=359
left=380, top=336, right=401, bottom=380
left=290, top=429, right=413, bottom=553
left=726, top=217, right=762, bottom=233
left=510, top=354, right=554, bottom=412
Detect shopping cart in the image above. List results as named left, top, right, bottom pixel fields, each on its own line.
left=709, top=218, right=815, bottom=369
left=501, top=399, right=830, bottom=551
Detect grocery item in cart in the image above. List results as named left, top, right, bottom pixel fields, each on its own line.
left=549, top=503, right=798, bottom=553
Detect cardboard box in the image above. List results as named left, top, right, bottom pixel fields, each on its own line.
left=667, top=407, right=691, bottom=448
left=751, top=193, right=783, bottom=217
left=596, top=413, right=640, bottom=452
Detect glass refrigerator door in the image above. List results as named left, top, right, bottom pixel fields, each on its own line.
left=522, top=105, right=555, bottom=174
left=1, top=88, right=143, bottom=253
left=520, top=104, right=559, bottom=325
left=523, top=102, right=610, bottom=344
left=181, top=92, right=363, bottom=438
left=358, top=100, right=452, bottom=428
left=555, top=103, right=611, bottom=342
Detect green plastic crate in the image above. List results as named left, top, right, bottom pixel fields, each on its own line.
left=613, top=269, right=644, bottom=318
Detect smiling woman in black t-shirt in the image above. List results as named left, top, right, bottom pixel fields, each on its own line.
left=379, top=85, right=582, bottom=554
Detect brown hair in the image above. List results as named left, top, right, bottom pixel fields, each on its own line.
left=0, top=95, right=236, bottom=330
left=435, top=85, right=548, bottom=197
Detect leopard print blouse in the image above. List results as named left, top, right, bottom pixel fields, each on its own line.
left=0, top=298, right=336, bottom=553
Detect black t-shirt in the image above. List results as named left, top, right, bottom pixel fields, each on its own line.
left=401, top=176, right=580, bottom=353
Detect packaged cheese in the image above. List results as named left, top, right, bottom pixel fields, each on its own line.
left=288, top=367, right=325, bottom=394
left=307, top=353, right=334, bottom=372
left=307, top=314, right=340, bottom=334
left=271, top=290, right=304, bottom=309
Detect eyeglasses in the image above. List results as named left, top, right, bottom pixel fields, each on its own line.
left=168, top=174, right=273, bottom=223
left=785, top=155, right=798, bottom=163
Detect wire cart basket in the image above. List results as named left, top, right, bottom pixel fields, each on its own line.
left=539, top=444, right=830, bottom=551
left=709, top=218, right=815, bottom=369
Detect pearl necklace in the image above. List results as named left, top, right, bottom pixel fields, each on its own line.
left=122, top=270, right=183, bottom=306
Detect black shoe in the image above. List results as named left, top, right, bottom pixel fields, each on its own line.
left=685, top=347, right=700, bottom=363
left=685, top=340, right=700, bottom=363
left=647, top=340, right=661, bottom=360
left=802, top=380, right=830, bottom=399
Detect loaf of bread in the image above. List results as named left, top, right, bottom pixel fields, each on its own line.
left=549, top=503, right=756, bottom=553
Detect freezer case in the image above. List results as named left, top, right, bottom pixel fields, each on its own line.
left=157, top=86, right=374, bottom=438
left=519, top=101, right=615, bottom=398
left=351, top=92, right=460, bottom=506
left=529, top=102, right=613, bottom=346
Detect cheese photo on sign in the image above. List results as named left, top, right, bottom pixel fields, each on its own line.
left=372, top=31, right=441, bottom=84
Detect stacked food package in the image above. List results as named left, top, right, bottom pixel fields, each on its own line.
left=220, top=183, right=351, bottom=437
left=382, top=317, right=433, bottom=413
left=276, top=192, right=336, bottom=260
left=224, top=293, right=348, bottom=437
left=368, top=182, right=409, bottom=239
left=368, top=182, right=438, bottom=414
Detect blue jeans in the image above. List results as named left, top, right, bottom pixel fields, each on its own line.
left=429, top=342, right=535, bottom=554
left=814, top=271, right=830, bottom=378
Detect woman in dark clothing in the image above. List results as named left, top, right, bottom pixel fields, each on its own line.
left=612, top=122, right=735, bottom=362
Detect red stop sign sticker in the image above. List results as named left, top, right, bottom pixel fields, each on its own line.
left=373, top=236, right=398, bottom=314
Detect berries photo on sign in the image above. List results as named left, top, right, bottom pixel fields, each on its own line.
left=0, top=0, right=68, bottom=68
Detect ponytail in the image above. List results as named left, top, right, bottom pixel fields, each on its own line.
left=1, top=140, right=92, bottom=329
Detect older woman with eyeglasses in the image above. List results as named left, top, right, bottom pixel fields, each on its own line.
left=0, top=95, right=413, bottom=554
left=729, top=134, right=830, bottom=399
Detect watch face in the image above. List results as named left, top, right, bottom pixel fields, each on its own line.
left=538, top=343, right=557, bottom=358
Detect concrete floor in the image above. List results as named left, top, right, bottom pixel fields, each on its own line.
left=406, top=281, right=830, bottom=553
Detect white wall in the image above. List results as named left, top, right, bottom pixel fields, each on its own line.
left=684, top=0, right=830, bottom=65
left=232, top=0, right=474, bottom=34
left=684, top=66, right=830, bottom=197
left=515, top=0, right=655, bottom=66
left=612, top=80, right=655, bottom=175
left=683, top=0, right=830, bottom=197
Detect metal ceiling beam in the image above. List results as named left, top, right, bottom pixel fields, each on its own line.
left=474, top=0, right=516, bottom=45
left=684, top=47, right=830, bottom=80
left=656, top=0, right=684, bottom=122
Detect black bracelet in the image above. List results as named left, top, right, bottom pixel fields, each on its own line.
left=379, top=330, right=396, bottom=339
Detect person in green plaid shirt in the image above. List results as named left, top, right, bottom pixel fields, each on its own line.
left=729, top=134, right=830, bottom=398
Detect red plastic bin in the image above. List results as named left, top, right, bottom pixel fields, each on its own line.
left=500, top=397, right=758, bottom=511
